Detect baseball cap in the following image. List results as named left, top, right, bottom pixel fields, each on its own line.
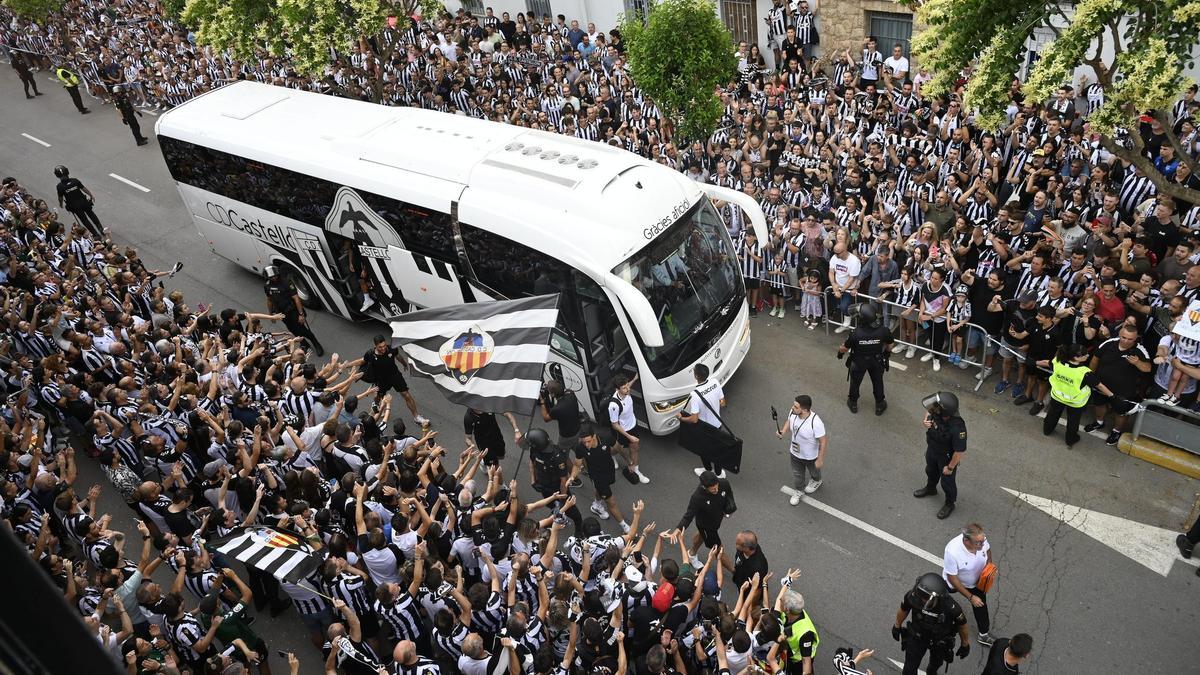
left=699, top=470, right=719, bottom=487
left=1031, top=148, right=1046, bottom=157
left=1019, top=290, right=1039, bottom=304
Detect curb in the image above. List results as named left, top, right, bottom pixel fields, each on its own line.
left=1117, top=434, right=1200, bottom=479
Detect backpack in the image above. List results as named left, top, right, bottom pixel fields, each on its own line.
left=651, top=580, right=675, bottom=613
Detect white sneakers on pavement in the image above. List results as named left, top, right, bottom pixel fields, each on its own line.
left=835, top=323, right=850, bottom=333
left=932, top=359, right=941, bottom=372
left=619, top=521, right=631, bottom=534
left=921, top=352, right=934, bottom=362
left=789, top=493, right=802, bottom=506
left=905, top=345, right=916, bottom=359
left=590, top=500, right=610, bottom=520
left=413, top=415, right=430, bottom=427
left=804, top=480, right=822, bottom=494
left=634, top=468, right=650, bottom=484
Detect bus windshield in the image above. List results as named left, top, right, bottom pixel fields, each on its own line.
left=612, top=200, right=744, bottom=378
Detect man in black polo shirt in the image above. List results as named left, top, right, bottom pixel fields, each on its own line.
left=732, top=530, right=768, bottom=587
left=1014, top=307, right=1060, bottom=415
left=980, top=633, right=1034, bottom=674
left=992, top=290, right=1038, bottom=397
left=538, top=380, right=581, bottom=451
left=962, top=269, right=1006, bottom=382
left=1085, top=324, right=1152, bottom=445
left=354, top=335, right=428, bottom=427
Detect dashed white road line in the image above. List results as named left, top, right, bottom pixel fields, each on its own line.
left=21, top=133, right=51, bottom=147
left=888, top=360, right=908, bottom=371
left=780, top=486, right=944, bottom=567
left=109, top=173, right=151, bottom=193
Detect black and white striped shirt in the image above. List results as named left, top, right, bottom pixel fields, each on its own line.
left=1118, top=172, right=1156, bottom=215
left=1014, top=269, right=1050, bottom=297
left=168, top=612, right=212, bottom=663
left=434, top=622, right=469, bottom=660
left=282, top=389, right=317, bottom=423
left=470, top=590, right=507, bottom=637
left=375, top=592, right=424, bottom=641
left=326, top=571, right=374, bottom=618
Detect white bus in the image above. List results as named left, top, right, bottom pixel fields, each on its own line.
left=155, top=81, right=767, bottom=434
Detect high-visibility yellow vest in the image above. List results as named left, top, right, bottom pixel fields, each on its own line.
left=781, top=610, right=820, bottom=661
left=56, top=68, right=80, bottom=87
left=1049, top=358, right=1091, bottom=408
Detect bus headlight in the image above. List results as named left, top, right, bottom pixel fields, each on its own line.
left=651, top=396, right=690, bottom=413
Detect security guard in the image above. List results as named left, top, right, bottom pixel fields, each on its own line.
left=838, top=304, right=894, bottom=415
left=524, top=428, right=582, bottom=531
left=263, top=266, right=325, bottom=356
left=113, top=85, right=148, bottom=146
left=55, top=64, right=90, bottom=114
left=912, top=392, right=967, bottom=519
left=780, top=587, right=820, bottom=674
left=1039, top=344, right=1112, bottom=447
left=54, top=166, right=103, bottom=238
left=892, top=573, right=970, bottom=675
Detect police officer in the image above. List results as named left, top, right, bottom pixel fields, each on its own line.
left=54, top=166, right=102, bottom=238
left=11, top=52, right=42, bottom=98
left=55, top=63, right=90, bottom=114
left=892, top=573, right=970, bottom=675
left=524, top=428, right=582, bottom=531
left=838, top=304, right=894, bottom=415
left=1039, top=344, right=1113, bottom=447
left=538, top=379, right=582, bottom=452
left=113, top=85, right=148, bottom=146
left=913, top=392, right=967, bottom=520
left=263, top=266, right=325, bottom=356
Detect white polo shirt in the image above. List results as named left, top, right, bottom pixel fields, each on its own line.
left=787, top=412, right=826, bottom=461
left=942, top=534, right=991, bottom=589
left=608, top=391, right=636, bottom=432
left=686, top=380, right=725, bottom=427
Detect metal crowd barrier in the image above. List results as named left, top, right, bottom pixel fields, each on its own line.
left=1129, top=400, right=1200, bottom=455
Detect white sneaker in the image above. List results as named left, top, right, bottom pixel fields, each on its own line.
left=835, top=323, right=850, bottom=333
left=694, top=467, right=706, bottom=477
left=932, top=359, right=941, bottom=372
left=804, top=480, right=822, bottom=494
left=976, top=367, right=993, bottom=381
left=590, top=500, right=610, bottom=520
left=777, top=308, right=786, bottom=318
left=413, top=415, right=430, bottom=426
left=789, top=493, right=802, bottom=506
left=715, top=470, right=727, bottom=479
left=360, top=296, right=376, bottom=312
left=619, top=521, right=631, bottom=534
left=921, top=352, right=934, bottom=362
left=905, top=345, right=916, bottom=359
left=634, top=468, right=650, bottom=484
left=613, top=456, right=620, bottom=470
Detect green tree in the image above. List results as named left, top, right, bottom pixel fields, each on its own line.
left=1, top=0, right=63, bottom=21
left=621, top=0, right=737, bottom=142
left=905, top=0, right=1200, bottom=204
left=181, top=0, right=442, bottom=101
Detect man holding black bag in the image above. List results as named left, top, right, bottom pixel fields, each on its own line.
left=677, top=364, right=742, bottom=478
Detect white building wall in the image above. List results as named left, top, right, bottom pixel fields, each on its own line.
left=444, top=1, right=626, bottom=33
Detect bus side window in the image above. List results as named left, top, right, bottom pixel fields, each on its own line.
left=459, top=223, right=570, bottom=300
left=359, top=194, right=457, bottom=263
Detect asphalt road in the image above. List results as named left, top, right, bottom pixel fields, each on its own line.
left=3, top=68, right=1198, bottom=674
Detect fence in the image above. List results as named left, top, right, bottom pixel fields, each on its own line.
left=1129, top=400, right=1200, bottom=455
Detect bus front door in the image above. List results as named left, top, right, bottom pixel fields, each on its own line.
left=545, top=329, right=595, bottom=421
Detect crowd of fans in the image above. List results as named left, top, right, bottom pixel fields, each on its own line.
left=2, top=1, right=1200, bottom=674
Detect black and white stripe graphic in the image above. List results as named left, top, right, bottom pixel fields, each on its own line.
left=208, top=526, right=324, bottom=583
left=389, top=294, right=559, bottom=414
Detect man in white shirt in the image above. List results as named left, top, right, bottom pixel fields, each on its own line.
left=607, top=374, right=649, bottom=484
left=943, top=522, right=995, bottom=646
left=829, top=243, right=862, bottom=332
left=777, top=395, right=827, bottom=505
left=677, top=363, right=728, bottom=477
left=883, top=43, right=909, bottom=82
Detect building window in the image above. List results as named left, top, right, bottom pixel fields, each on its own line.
left=866, top=11, right=913, bottom=58
left=460, top=0, right=484, bottom=16
left=624, top=0, right=652, bottom=22
left=720, top=0, right=757, bottom=48
left=526, top=0, right=552, bottom=20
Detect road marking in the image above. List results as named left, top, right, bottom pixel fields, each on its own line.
left=21, top=133, right=51, bottom=147
left=109, top=173, right=151, bottom=192
left=141, top=109, right=158, bottom=116
left=1001, top=487, right=1200, bottom=576
left=780, top=486, right=943, bottom=567
left=889, top=360, right=908, bottom=371
left=889, top=658, right=925, bottom=674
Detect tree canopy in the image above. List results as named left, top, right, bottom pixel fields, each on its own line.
left=1, top=0, right=63, bottom=21
left=906, top=0, right=1200, bottom=204
left=621, top=0, right=737, bottom=142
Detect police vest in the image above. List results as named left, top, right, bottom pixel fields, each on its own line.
left=781, top=610, right=820, bottom=661
left=56, top=68, right=80, bottom=87
left=1049, top=359, right=1091, bottom=408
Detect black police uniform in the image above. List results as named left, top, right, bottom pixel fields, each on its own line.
left=844, top=320, right=894, bottom=413
left=12, top=54, right=41, bottom=98
left=528, top=439, right=582, bottom=531
left=56, top=176, right=102, bottom=237
left=920, top=413, right=968, bottom=507
left=264, top=276, right=325, bottom=355
left=464, top=409, right=505, bottom=466
left=115, top=92, right=148, bottom=145
left=899, top=590, right=968, bottom=675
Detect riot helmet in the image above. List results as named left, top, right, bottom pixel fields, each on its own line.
left=263, top=266, right=279, bottom=278
left=526, top=428, right=551, bottom=452
left=53, top=165, right=70, bottom=179
left=857, top=304, right=877, bottom=326
left=921, top=391, right=959, bottom=417
left=911, top=572, right=950, bottom=612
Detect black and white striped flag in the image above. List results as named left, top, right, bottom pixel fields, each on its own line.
left=390, top=294, right=559, bottom=414
left=206, top=526, right=323, bottom=584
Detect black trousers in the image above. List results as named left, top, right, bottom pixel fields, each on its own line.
left=20, top=73, right=39, bottom=96
left=68, top=205, right=103, bottom=238
left=968, top=587, right=990, bottom=635
left=65, top=84, right=86, bottom=112
left=902, top=638, right=952, bottom=674
left=1042, top=399, right=1084, bottom=445
left=923, top=447, right=958, bottom=504
left=282, top=312, right=323, bottom=350
left=848, top=357, right=885, bottom=403
left=123, top=114, right=146, bottom=142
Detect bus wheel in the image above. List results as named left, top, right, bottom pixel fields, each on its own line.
left=277, top=265, right=321, bottom=310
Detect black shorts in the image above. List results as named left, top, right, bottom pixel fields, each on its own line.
left=697, top=526, right=722, bottom=549
left=378, top=373, right=409, bottom=394
left=1090, top=392, right=1134, bottom=414
left=745, top=279, right=761, bottom=289
left=592, top=477, right=615, bottom=500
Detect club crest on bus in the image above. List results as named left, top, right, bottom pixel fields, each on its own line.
left=324, top=187, right=405, bottom=250
left=439, top=326, right=494, bottom=383
left=249, top=527, right=300, bottom=549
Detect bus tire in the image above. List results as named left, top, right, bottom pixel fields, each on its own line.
left=276, top=264, right=322, bottom=310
